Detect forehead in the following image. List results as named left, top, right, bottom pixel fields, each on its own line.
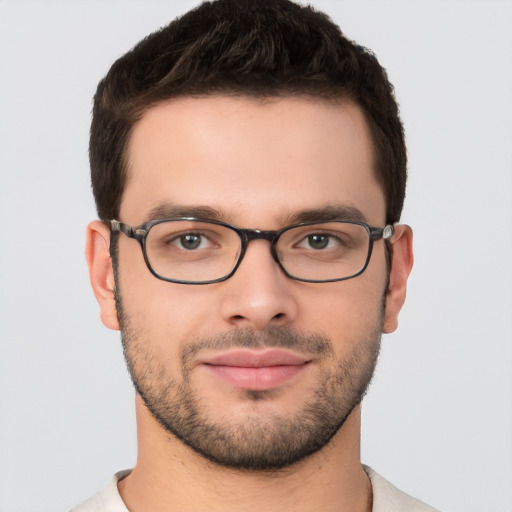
left=121, top=96, right=385, bottom=226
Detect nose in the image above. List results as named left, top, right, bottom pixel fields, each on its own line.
left=219, top=239, right=299, bottom=330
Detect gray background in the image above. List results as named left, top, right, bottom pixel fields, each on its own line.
left=0, top=1, right=511, bottom=511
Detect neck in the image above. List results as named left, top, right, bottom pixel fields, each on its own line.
left=118, top=396, right=372, bottom=512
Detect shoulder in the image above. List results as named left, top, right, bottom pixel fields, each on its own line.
left=70, top=470, right=131, bottom=512
left=364, top=465, right=441, bottom=512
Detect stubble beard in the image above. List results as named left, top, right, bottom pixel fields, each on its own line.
left=116, top=290, right=383, bottom=471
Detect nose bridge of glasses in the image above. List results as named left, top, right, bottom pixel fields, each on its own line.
left=238, top=228, right=281, bottom=265
left=243, top=228, right=280, bottom=244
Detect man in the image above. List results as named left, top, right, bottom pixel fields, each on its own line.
left=74, top=0, right=436, bottom=510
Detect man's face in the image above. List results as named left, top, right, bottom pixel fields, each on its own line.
left=101, top=96, right=403, bottom=469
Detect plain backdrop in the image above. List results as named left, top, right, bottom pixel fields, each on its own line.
left=0, top=1, right=511, bottom=511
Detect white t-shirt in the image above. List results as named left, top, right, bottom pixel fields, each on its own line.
left=71, top=465, right=440, bottom=512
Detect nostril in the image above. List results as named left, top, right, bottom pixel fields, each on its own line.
left=273, top=313, right=284, bottom=320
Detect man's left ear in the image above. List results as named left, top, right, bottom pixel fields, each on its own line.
left=382, top=224, right=414, bottom=334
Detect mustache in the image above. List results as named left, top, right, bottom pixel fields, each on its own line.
left=181, top=326, right=334, bottom=366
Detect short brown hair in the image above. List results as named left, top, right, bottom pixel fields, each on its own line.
left=90, top=0, right=406, bottom=224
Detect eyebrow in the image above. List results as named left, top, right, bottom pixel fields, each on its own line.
left=143, top=204, right=225, bottom=223
left=285, top=204, right=368, bottom=224
left=142, top=203, right=368, bottom=226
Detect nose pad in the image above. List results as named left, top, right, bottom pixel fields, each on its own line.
left=219, top=240, right=299, bottom=330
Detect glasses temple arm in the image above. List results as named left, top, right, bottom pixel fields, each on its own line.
left=110, top=219, right=135, bottom=238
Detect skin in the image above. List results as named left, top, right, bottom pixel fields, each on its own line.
left=86, top=96, right=413, bottom=512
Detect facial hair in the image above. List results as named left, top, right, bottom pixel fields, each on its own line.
left=116, top=292, right=382, bottom=471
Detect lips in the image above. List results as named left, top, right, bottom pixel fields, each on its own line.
left=200, top=349, right=311, bottom=391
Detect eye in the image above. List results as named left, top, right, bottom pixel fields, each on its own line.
left=306, top=234, right=329, bottom=250
left=297, top=233, right=341, bottom=250
left=172, top=232, right=212, bottom=250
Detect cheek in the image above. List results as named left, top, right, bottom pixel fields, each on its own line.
left=297, top=270, right=387, bottom=354
left=123, top=282, right=213, bottom=351
left=117, top=241, right=213, bottom=354
left=302, top=284, right=382, bottom=326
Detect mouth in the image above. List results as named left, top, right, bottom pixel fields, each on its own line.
left=199, top=349, right=312, bottom=391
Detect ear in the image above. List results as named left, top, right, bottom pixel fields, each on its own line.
left=382, top=224, right=414, bottom=334
left=85, top=220, right=120, bottom=331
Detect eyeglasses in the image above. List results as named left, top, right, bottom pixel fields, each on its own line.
left=110, top=218, right=394, bottom=285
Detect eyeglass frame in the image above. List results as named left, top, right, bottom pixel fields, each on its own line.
left=110, top=217, right=395, bottom=285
